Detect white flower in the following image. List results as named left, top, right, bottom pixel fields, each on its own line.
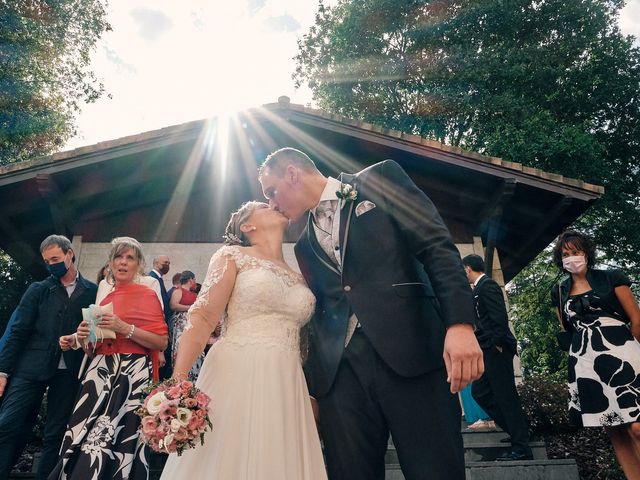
left=336, top=183, right=358, bottom=206
left=176, top=407, right=193, bottom=426
left=164, top=433, right=175, bottom=451
left=170, top=419, right=182, bottom=432
left=146, top=391, right=167, bottom=415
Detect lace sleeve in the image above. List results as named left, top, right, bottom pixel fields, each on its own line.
left=172, top=246, right=238, bottom=379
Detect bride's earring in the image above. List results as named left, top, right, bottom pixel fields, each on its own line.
left=251, top=226, right=257, bottom=231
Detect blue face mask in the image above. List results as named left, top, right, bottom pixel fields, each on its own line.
left=47, top=259, right=69, bottom=278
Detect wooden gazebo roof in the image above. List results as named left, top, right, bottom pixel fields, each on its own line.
left=0, top=96, right=602, bottom=280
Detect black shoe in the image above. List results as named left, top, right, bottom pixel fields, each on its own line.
left=500, top=429, right=534, bottom=443
left=496, top=451, right=533, bottom=461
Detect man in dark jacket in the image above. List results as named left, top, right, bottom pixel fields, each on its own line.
left=462, top=254, right=532, bottom=461
left=149, top=255, right=173, bottom=379
left=0, top=235, right=97, bottom=479
left=260, top=148, right=483, bottom=480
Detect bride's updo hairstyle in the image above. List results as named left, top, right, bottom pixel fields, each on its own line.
left=223, top=201, right=263, bottom=247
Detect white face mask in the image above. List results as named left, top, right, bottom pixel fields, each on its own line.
left=562, top=255, right=587, bottom=274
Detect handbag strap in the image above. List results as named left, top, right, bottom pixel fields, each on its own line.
left=558, top=282, right=566, bottom=332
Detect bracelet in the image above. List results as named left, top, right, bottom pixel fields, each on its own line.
left=126, top=324, right=135, bottom=339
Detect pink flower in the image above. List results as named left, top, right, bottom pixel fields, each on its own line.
left=188, top=416, right=201, bottom=430
left=184, top=398, right=197, bottom=408
left=195, top=392, right=209, bottom=408
left=174, top=427, right=189, bottom=442
left=167, top=386, right=181, bottom=399
left=180, top=380, right=193, bottom=393
left=141, top=417, right=157, bottom=436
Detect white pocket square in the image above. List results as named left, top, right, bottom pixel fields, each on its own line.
left=355, top=200, right=376, bottom=217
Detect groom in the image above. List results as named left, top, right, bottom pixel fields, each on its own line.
left=259, top=148, right=483, bottom=480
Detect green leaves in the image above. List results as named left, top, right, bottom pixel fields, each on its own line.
left=0, top=0, right=111, bottom=164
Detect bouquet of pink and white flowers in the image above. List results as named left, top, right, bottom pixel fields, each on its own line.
left=137, top=379, right=212, bottom=455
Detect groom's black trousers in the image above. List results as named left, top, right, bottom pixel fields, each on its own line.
left=317, top=330, right=465, bottom=480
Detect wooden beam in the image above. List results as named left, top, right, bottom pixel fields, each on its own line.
left=475, top=178, right=517, bottom=233
left=511, top=196, right=574, bottom=260
left=36, top=174, right=74, bottom=237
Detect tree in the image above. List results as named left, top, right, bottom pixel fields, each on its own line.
left=0, top=0, right=110, bottom=337
left=508, top=251, right=567, bottom=380
left=0, top=250, right=32, bottom=336
left=295, top=0, right=640, bottom=377
left=0, top=0, right=111, bottom=165
left=295, top=0, right=639, bottom=273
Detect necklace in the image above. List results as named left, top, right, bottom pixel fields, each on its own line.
left=312, top=213, right=333, bottom=236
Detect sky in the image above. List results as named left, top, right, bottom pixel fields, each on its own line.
left=66, top=0, right=640, bottom=150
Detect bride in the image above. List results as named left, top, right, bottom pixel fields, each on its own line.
left=160, top=201, right=327, bottom=480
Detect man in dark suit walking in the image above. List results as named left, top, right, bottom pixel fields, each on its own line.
left=0, top=235, right=97, bottom=479
left=259, top=148, right=483, bottom=480
left=149, top=255, right=173, bottom=379
left=462, top=254, right=532, bottom=461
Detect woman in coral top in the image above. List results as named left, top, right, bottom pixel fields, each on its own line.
left=52, top=237, right=168, bottom=480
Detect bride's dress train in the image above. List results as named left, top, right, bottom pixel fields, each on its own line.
left=160, top=246, right=327, bottom=480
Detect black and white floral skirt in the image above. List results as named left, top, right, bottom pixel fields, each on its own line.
left=566, top=293, right=640, bottom=427
left=48, top=353, right=152, bottom=480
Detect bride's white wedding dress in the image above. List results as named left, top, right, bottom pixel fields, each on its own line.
left=160, top=246, right=327, bottom=480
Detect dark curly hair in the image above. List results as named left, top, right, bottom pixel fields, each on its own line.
left=552, top=230, right=597, bottom=271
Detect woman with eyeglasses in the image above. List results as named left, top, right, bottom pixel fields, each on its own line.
left=551, top=230, right=640, bottom=478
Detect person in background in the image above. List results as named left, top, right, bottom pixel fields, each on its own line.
left=96, top=262, right=110, bottom=285
left=0, top=235, right=97, bottom=480
left=170, top=270, right=202, bottom=380
left=551, top=230, right=640, bottom=479
left=149, top=255, right=172, bottom=379
left=460, top=384, right=494, bottom=431
left=463, top=254, right=532, bottom=461
left=52, top=236, right=168, bottom=480
left=167, top=272, right=182, bottom=306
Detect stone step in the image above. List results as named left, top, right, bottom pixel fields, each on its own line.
left=385, top=441, right=547, bottom=464
left=389, top=428, right=526, bottom=447
left=385, top=459, right=580, bottom=480
left=461, top=428, right=512, bottom=443
left=463, top=441, right=547, bottom=461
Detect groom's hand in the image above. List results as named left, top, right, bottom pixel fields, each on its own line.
left=443, top=323, right=484, bottom=393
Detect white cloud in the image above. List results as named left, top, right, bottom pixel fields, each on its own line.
left=620, top=0, right=640, bottom=43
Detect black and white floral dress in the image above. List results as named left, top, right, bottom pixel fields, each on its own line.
left=565, top=288, right=640, bottom=427
left=48, top=354, right=152, bottom=480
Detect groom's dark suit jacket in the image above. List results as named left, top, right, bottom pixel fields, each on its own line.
left=295, top=160, right=476, bottom=397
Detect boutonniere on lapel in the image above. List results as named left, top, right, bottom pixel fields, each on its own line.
left=335, top=183, right=358, bottom=209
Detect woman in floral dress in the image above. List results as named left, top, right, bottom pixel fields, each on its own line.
left=551, top=230, right=640, bottom=479
left=51, top=237, right=168, bottom=480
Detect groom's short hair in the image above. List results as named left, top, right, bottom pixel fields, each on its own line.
left=260, top=147, right=319, bottom=178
